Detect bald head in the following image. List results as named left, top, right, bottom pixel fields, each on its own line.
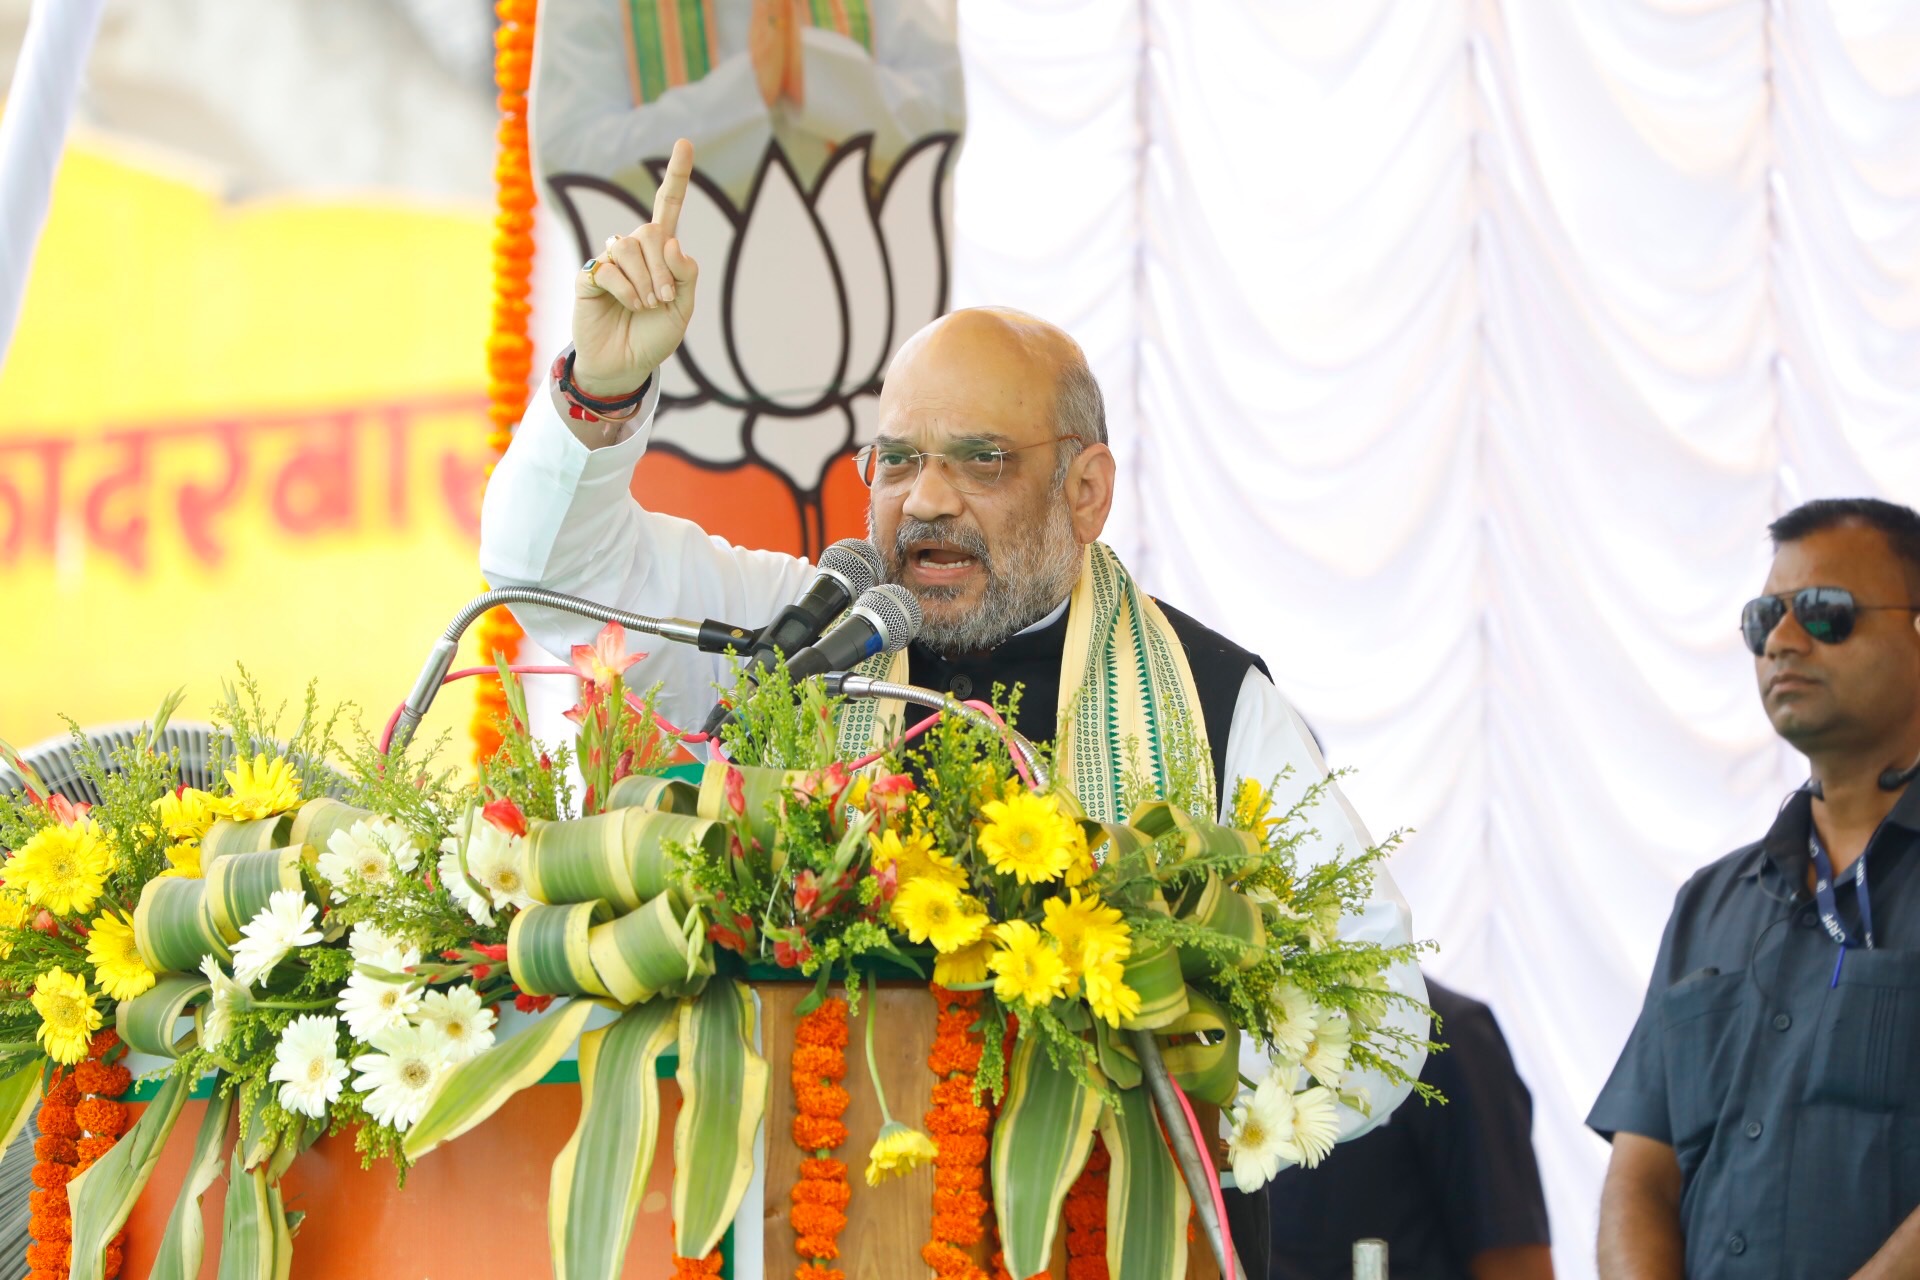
left=883, top=308, right=1107, bottom=465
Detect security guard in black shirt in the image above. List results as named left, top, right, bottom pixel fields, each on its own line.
left=1589, top=497, right=1920, bottom=1280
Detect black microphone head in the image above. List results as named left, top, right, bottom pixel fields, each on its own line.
left=851, top=583, right=923, bottom=654
left=818, top=539, right=882, bottom=598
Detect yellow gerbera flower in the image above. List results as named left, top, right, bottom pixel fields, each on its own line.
left=30, top=967, right=102, bottom=1065
left=86, top=911, right=156, bottom=1002
left=976, top=791, right=1075, bottom=885
left=864, top=1120, right=938, bottom=1187
left=1042, top=888, right=1132, bottom=973
left=933, top=937, right=994, bottom=987
left=159, top=840, right=203, bottom=880
left=1062, top=823, right=1096, bottom=888
left=0, top=892, right=28, bottom=957
left=216, top=754, right=303, bottom=821
left=988, top=921, right=1073, bottom=1008
left=1232, top=778, right=1279, bottom=842
left=890, top=877, right=988, bottom=954
left=4, top=819, right=112, bottom=916
left=1082, top=955, right=1143, bottom=1028
left=153, top=786, right=218, bottom=842
left=870, top=829, right=966, bottom=889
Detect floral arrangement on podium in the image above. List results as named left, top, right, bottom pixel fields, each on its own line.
left=0, top=624, right=1427, bottom=1280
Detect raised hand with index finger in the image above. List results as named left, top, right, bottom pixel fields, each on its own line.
left=571, top=137, right=699, bottom=400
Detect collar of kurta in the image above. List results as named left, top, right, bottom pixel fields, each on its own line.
left=833, top=541, right=1213, bottom=823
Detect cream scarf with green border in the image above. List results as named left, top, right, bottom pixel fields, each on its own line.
left=832, top=542, right=1213, bottom=823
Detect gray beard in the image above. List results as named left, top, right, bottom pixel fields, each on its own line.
left=874, top=505, right=1083, bottom=656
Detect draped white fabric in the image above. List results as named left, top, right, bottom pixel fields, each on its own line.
left=951, top=2, right=1920, bottom=1275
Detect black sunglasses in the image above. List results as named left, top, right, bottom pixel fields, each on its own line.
left=1740, top=586, right=1920, bottom=656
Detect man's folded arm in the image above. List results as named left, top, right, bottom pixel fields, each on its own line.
left=1221, top=667, right=1429, bottom=1141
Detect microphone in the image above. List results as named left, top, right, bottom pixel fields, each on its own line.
left=705, top=585, right=922, bottom=738
left=782, top=584, right=923, bottom=682
left=745, top=540, right=884, bottom=672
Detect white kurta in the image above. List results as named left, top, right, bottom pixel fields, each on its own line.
left=480, top=384, right=1431, bottom=1144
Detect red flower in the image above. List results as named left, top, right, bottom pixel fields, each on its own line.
left=569, top=620, right=644, bottom=687
left=793, top=870, right=822, bottom=915
left=481, top=797, right=528, bottom=837
left=773, top=937, right=812, bottom=970
left=723, top=766, right=747, bottom=816
left=706, top=923, right=747, bottom=954
left=514, top=993, right=554, bottom=1014
left=472, top=942, right=510, bottom=961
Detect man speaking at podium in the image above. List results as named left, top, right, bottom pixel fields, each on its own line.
left=479, top=139, right=1427, bottom=1175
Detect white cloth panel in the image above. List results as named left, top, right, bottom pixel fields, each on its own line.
left=951, top=3, right=1920, bottom=1277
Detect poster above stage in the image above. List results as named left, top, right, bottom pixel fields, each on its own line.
left=532, top=0, right=964, bottom=557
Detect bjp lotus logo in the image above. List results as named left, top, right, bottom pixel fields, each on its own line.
left=547, top=134, right=958, bottom=556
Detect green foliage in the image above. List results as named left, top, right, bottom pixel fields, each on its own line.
left=715, top=659, right=842, bottom=772
left=209, top=668, right=347, bottom=802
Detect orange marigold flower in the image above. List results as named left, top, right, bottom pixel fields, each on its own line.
left=934, top=1164, right=985, bottom=1194
left=928, top=1038, right=984, bottom=1076
left=27, top=1271, right=63, bottom=1280
left=1083, top=1144, right=1111, bottom=1174
left=796, top=1266, right=844, bottom=1280
left=43, top=1076, right=80, bottom=1107
left=77, top=1136, right=117, bottom=1163
left=790, top=1045, right=848, bottom=1081
left=1066, top=1257, right=1110, bottom=1280
left=73, top=1060, right=131, bottom=1098
left=933, top=1134, right=988, bottom=1166
left=668, top=1252, right=723, bottom=1276
left=792, top=1115, right=847, bottom=1152
left=791, top=1177, right=851, bottom=1210
left=75, top=1098, right=129, bottom=1137
left=32, top=1136, right=75, bottom=1164
left=933, top=1212, right=986, bottom=1246
left=793, top=1082, right=850, bottom=1119
left=87, top=1027, right=121, bottom=1057
left=795, top=1234, right=841, bottom=1261
left=789, top=1204, right=848, bottom=1239
left=30, top=1162, right=73, bottom=1189
left=921, top=1241, right=974, bottom=1275
left=798, top=1157, right=846, bottom=1182
left=29, top=1189, right=66, bottom=1215
left=24, top=1241, right=68, bottom=1271
left=794, top=1001, right=849, bottom=1048
left=29, top=1210, right=71, bottom=1241
left=1064, top=1198, right=1105, bottom=1231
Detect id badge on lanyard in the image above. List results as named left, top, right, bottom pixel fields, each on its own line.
left=1809, top=830, right=1874, bottom=987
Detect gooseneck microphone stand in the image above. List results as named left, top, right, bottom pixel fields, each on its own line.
left=823, top=672, right=1052, bottom=792
left=389, top=587, right=756, bottom=754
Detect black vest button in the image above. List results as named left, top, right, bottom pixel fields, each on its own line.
left=949, top=674, right=973, bottom=699
left=1727, top=1234, right=1746, bottom=1256
left=1772, top=1012, right=1792, bottom=1032
left=1744, top=1119, right=1762, bottom=1139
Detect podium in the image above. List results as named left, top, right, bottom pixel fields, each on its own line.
left=120, top=981, right=1223, bottom=1279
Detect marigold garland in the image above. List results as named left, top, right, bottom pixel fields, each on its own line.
left=790, top=997, right=851, bottom=1279
left=921, top=985, right=996, bottom=1280
left=1062, top=1137, right=1111, bottom=1280
left=473, top=0, right=539, bottom=762
left=33, top=1034, right=133, bottom=1279
left=670, top=1250, right=725, bottom=1277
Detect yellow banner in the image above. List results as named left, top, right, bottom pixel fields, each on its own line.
left=0, top=139, right=501, bottom=746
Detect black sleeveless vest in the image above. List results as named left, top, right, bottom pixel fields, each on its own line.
left=898, top=599, right=1270, bottom=803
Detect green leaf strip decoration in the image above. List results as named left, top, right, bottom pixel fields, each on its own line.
left=695, top=761, right=797, bottom=863
left=1093, top=1019, right=1141, bottom=1091
left=1099, top=1089, right=1192, bottom=1280
left=588, top=893, right=710, bottom=1005
left=623, top=811, right=722, bottom=908
left=526, top=811, right=645, bottom=913
left=990, top=1032, right=1104, bottom=1278
left=285, top=798, right=375, bottom=858
left=1116, top=942, right=1189, bottom=1031
left=1089, top=820, right=1159, bottom=909
left=133, top=877, right=231, bottom=974
left=549, top=1001, right=680, bottom=1280
left=672, top=979, right=770, bottom=1258
left=1154, top=990, right=1242, bottom=1108
left=0, top=1063, right=42, bottom=1171
left=200, top=816, right=292, bottom=864
left=119, top=974, right=210, bottom=1058
left=606, top=773, right=698, bottom=814
left=204, top=846, right=310, bottom=943
left=150, top=1091, right=234, bottom=1280
left=509, top=901, right=615, bottom=997
left=403, top=997, right=602, bottom=1159
left=1176, top=872, right=1266, bottom=976
left=68, top=1070, right=192, bottom=1280
left=1128, top=800, right=1259, bottom=877
left=216, top=1154, right=284, bottom=1280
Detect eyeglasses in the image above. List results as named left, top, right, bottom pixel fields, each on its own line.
left=1739, top=586, right=1920, bottom=655
left=853, top=436, right=1078, bottom=496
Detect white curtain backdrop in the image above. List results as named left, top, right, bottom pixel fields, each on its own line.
left=951, top=2, right=1920, bottom=1276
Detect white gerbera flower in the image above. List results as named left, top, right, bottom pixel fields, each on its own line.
left=1286, top=1085, right=1341, bottom=1168
left=338, top=967, right=422, bottom=1044
left=416, top=985, right=496, bottom=1063
left=348, top=924, right=404, bottom=966
left=1268, top=981, right=1318, bottom=1064
left=436, top=817, right=532, bottom=925
left=1227, top=1075, right=1300, bottom=1192
left=318, top=819, right=421, bottom=896
left=231, top=889, right=323, bottom=987
left=351, top=1023, right=450, bottom=1131
left=198, top=956, right=252, bottom=1050
left=1301, top=1011, right=1352, bottom=1087
left=268, top=1014, right=349, bottom=1118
